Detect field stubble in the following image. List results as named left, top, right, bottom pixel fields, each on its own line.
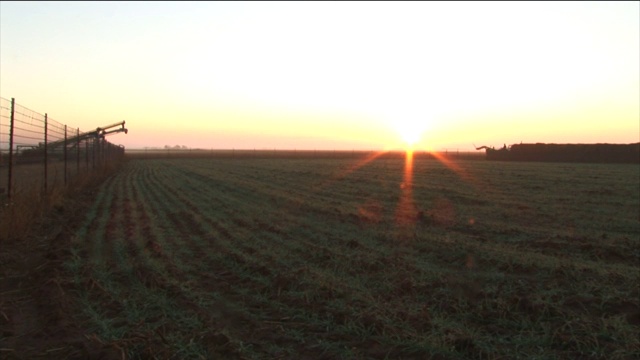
left=4, top=155, right=639, bottom=359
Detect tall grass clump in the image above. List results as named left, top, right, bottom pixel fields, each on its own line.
left=0, top=160, right=126, bottom=242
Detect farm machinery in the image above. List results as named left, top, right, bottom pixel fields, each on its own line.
left=17, top=121, right=128, bottom=163
left=474, top=142, right=640, bottom=163
left=475, top=144, right=511, bottom=161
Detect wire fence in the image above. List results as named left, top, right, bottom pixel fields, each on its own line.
left=0, top=97, right=126, bottom=200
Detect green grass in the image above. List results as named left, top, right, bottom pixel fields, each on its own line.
left=62, top=156, right=640, bottom=359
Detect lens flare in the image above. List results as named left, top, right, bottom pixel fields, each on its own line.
left=394, top=150, right=418, bottom=237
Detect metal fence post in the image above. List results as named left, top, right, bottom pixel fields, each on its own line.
left=64, top=124, right=68, bottom=185
left=7, top=98, right=15, bottom=199
left=44, top=113, right=48, bottom=194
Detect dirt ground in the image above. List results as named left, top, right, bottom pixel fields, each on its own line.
left=0, top=185, right=122, bottom=359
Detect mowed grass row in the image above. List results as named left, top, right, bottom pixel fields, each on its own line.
left=65, top=157, right=640, bottom=359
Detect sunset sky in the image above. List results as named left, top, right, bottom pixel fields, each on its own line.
left=1, top=1, right=638, bottom=151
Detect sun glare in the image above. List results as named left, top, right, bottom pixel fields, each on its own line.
left=395, top=121, right=424, bottom=147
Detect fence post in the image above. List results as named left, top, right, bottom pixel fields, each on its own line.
left=92, top=137, right=96, bottom=170
left=76, top=128, right=80, bottom=175
left=44, top=113, right=48, bottom=194
left=97, top=138, right=101, bottom=166
left=7, top=98, right=15, bottom=199
left=64, top=124, right=68, bottom=185
left=85, top=136, right=89, bottom=170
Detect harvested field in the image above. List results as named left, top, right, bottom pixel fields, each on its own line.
left=2, top=155, right=639, bottom=359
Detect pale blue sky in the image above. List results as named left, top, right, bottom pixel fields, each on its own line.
left=1, top=1, right=638, bottom=150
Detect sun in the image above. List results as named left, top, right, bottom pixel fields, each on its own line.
left=399, top=127, right=421, bottom=146
left=395, top=121, right=423, bottom=147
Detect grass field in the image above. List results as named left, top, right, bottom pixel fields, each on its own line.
left=3, top=155, right=639, bottom=359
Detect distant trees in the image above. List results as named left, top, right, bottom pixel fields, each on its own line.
left=164, top=145, right=189, bottom=150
